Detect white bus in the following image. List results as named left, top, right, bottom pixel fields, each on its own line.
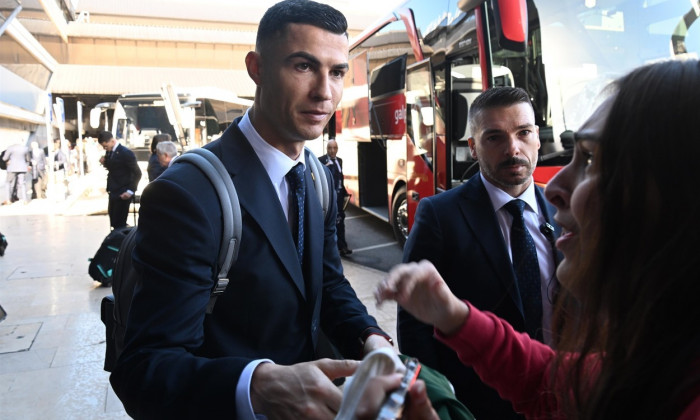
left=91, top=84, right=252, bottom=158
left=90, top=84, right=252, bottom=196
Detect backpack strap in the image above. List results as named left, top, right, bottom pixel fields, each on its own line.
left=173, top=147, right=328, bottom=311
left=305, top=146, right=330, bottom=219
left=105, top=147, right=329, bottom=370
left=172, top=148, right=242, bottom=299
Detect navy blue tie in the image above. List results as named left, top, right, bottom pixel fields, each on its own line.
left=504, top=199, right=543, bottom=340
left=286, top=163, right=305, bottom=266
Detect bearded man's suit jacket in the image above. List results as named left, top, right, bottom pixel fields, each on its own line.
left=400, top=173, right=561, bottom=420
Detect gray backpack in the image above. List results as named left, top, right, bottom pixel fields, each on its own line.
left=101, top=146, right=330, bottom=372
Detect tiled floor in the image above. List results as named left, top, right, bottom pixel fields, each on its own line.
left=0, top=207, right=396, bottom=419
left=0, top=213, right=128, bottom=419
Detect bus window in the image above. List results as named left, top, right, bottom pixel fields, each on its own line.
left=370, top=54, right=407, bottom=140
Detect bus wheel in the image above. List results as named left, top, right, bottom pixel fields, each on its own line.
left=392, top=188, right=408, bottom=247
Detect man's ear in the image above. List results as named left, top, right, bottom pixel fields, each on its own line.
left=468, top=137, right=478, bottom=159
left=245, top=51, right=262, bottom=85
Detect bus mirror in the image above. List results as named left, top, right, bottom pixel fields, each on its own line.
left=89, top=108, right=102, bottom=129
left=492, top=0, right=528, bottom=52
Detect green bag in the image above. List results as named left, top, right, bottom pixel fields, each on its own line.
left=399, top=354, right=475, bottom=420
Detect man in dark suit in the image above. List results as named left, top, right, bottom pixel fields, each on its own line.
left=399, top=87, right=561, bottom=419
left=97, top=131, right=141, bottom=229
left=319, top=139, right=352, bottom=255
left=110, top=1, right=394, bottom=419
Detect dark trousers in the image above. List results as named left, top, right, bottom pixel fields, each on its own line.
left=336, top=206, right=348, bottom=250
left=32, top=171, right=47, bottom=199
left=108, top=195, right=132, bottom=229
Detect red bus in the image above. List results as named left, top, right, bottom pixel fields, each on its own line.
left=335, top=0, right=699, bottom=245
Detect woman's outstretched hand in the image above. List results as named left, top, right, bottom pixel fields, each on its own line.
left=375, top=260, right=469, bottom=336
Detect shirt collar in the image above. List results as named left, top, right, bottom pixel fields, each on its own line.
left=238, top=110, right=306, bottom=184
left=480, top=172, right=539, bottom=215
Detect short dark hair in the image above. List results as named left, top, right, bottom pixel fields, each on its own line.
left=150, top=133, right=172, bottom=154
left=256, top=0, right=347, bottom=51
left=468, top=87, right=533, bottom=135
left=97, top=131, right=114, bottom=144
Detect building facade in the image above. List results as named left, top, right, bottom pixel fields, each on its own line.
left=1, top=0, right=391, bottom=150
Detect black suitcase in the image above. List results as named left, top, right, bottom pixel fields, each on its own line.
left=0, top=231, right=7, bottom=256
left=89, top=227, right=133, bottom=286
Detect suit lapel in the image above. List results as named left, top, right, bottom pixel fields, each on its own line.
left=535, top=188, right=563, bottom=266
left=457, top=175, right=524, bottom=314
left=216, top=123, right=307, bottom=299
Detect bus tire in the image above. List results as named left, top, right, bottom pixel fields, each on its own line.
left=391, top=187, right=408, bottom=248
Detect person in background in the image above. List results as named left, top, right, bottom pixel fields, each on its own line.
left=68, top=141, right=79, bottom=175
left=97, top=131, right=142, bottom=229
left=30, top=141, right=48, bottom=199
left=319, top=138, right=352, bottom=255
left=147, top=133, right=172, bottom=182
left=53, top=138, right=67, bottom=176
left=151, top=140, right=178, bottom=180
left=376, top=58, right=700, bottom=420
left=399, top=86, right=560, bottom=419
left=110, top=1, right=394, bottom=419
left=2, top=138, right=30, bottom=205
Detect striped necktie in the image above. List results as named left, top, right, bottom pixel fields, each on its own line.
left=286, top=163, right=305, bottom=266
left=504, top=199, right=543, bottom=340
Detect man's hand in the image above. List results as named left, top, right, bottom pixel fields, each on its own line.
left=119, top=191, right=133, bottom=200
left=251, top=358, right=359, bottom=420
left=362, top=333, right=395, bottom=356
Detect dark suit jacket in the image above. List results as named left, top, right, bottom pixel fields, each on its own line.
left=103, top=143, right=141, bottom=197
left=399, top=173, right=561, bottom=420
left=318, top=154, right=347, bottom=206
left=146, top=152, right=166, bottom=182
left=111, top=120, right=382, bottom=418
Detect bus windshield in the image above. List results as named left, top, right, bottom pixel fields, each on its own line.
left=535, top=0, right=699, bottom=132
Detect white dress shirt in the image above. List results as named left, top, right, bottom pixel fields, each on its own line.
left=239, top=111, right=306, bottom=223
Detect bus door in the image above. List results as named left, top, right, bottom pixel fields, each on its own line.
left=405, top=59, right=435, bottom=233
left=340, top=49, right=370, bottom=210
left=365, top=54, right=407, bottom=221
left=404, top=57, right=450, bottom=231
